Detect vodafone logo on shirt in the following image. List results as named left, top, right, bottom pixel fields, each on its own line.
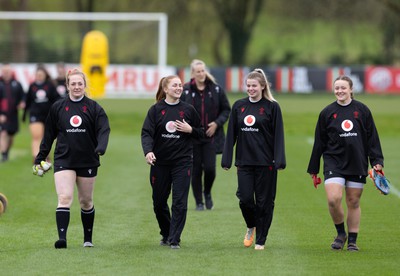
left=241, top=115, right=259, bottom=132
left=70, top=115, right=83, bottom=127
left=162, top=121, right=180, bottom=139
left=244, top=115, right=256, bottom=126
left=341, top=119, right=353, bottom=132
left=339, top=119, right=357, bottom=137
left=165, top=121, right=176, bottom=133
left=66, top=115, right=86, bottom=133
left=35, top=89, right=49, bottom=103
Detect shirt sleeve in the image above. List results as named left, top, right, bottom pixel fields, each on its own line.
left=272, top=102, right=286, bottom=170
left=214, top=86, right=231, bottom=127
left=307, top=112, right=326, bottom=174
left=221, top=104, right=238, bottom=169
left=34, top=105, right=58, bottom=163
left=94, top=103, right=110, bottom=155
left=188, top=105, right=205, bottom=139
left=141, top=105, right=156, bottom=156
left=365, top=108, right=384, bottom=167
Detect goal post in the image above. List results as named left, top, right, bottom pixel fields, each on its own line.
left=0, top=11, right=168, bottom=67
left=0, top=11, right=173, bottom=97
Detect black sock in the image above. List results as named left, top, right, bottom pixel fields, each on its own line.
left=56, top=207, right=70, bottom=240
left=348, top=232, right=358, bottom=244
left=1, top=151, right=8, bottom=161
left=81, top=206, right=95, bottom=243
left=334, top=222, right=346, bottom=236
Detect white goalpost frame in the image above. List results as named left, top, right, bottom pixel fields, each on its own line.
left=0, top=11, right=168, bottom=67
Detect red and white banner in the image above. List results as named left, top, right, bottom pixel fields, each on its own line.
left=365, top=66, right=400, bottom=94
left=10, top=64, right=176, bottom=98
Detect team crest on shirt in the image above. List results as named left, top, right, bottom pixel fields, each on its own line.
left=341, top=119, right=353, bottom=132
left=70, top=115, right=83, bottom=127
left=244, top=115, right=256, bottom=126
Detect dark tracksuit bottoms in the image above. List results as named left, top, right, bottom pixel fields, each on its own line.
left=191, top=142, right=216, bottom=205
left=150, top=163, right=191, bottom=245
left=236, top=165, right=277, bottom=246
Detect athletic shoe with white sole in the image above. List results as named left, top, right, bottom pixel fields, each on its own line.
left=83, top=241, right=94, bottom=247
left=255, top=244, right=265, bottom=250
left=170, top=244, right=181, bottom=249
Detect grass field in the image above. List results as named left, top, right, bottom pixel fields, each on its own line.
left=0, top=93, right=399, bottom=275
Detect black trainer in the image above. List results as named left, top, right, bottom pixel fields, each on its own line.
left=347, top=243, right=359, bottom=251
left=195, top=203, right=205, bottom=211
left=160, top=237, right=169, bottom=246
left=331, top=235, right=347, bottom=250
left=54, top=239, right=67, bottom=249
left=204, top=193, right=213, bottom=210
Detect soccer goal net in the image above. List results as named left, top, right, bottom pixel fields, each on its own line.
left=0, top=12, right=174, bottom=97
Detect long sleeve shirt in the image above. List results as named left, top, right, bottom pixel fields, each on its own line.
left=35, top=96, right=110, bottom=168
left=221, top=97, right=286, bottom=170
left=307, top=99, right=383, bottom=176
left=141, top=100, right=204, bottom=166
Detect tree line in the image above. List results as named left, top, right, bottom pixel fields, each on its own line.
left=1, top=0, right=400, bottom=66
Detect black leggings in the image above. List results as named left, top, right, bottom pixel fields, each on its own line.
left=191, top=142, right=216, bottom=205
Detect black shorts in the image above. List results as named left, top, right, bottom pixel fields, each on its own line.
left=54, top=166, right=98, bottom=177
left=324, top=171, right=366, bottom=184
left=0, top=121, right=19, bottom=135
left=29, top=115, right=47, bottom=124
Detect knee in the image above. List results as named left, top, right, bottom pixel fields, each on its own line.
left=327, top=195, right=342, bottom=209
left=79, top=196, right=93, bottom=210
left=346, top=197, right=360, bottom=209
left=58, top=194, right=73, bottom=207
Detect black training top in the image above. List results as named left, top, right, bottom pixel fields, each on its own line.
left=35, top=96, right=110, bottom=168
left=24, top=81, right=60, bottom=121
left=307, top=99, right=384, bottom=176
left=0, top=77, right=25, bottom=125
left=141, top=100, right=204, bottom=166
left=221, top=97, right=286, bottom=170
left=181, top=78, right=231, bottom=151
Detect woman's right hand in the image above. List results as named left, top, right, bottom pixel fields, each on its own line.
left=145, top=152, right=156, bottom=166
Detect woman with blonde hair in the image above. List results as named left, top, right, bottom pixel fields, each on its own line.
left=222, top=68, right=286, bottom=250
left=181, top=59, right=231, bottom=210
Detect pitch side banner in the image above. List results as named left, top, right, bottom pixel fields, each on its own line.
left=10, top=64, right=176, bottom=98
left=365, top=66, right=400, bottom=94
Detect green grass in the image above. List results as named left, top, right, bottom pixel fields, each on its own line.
left=1, top=94, right=399, bottom=275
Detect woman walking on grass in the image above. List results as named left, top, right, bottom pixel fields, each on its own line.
left=221, top=68, right=286, bottom=250
left=307, top=75, right=384, bottom=251
left=33, top=68, right=110, bottom=249
left=141, top=75, right=204, bottom=249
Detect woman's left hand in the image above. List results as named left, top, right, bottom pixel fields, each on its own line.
left=373, top=164, right=383, bottom=171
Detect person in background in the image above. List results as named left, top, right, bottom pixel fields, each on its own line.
left=24, top=64, right=60, bottom=162
left=181, top=59, right=231, bottom=211
left=141, top=75, right=204, bottom=249
left=307, top=75, right=384, bottom=252
left=54, top=62, right=68, bottom=98
left=33, top=68, right=110, bottom=249
left=221, top=68, right=286, bottom=251
left=0, top=63, right=25, bottom=162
